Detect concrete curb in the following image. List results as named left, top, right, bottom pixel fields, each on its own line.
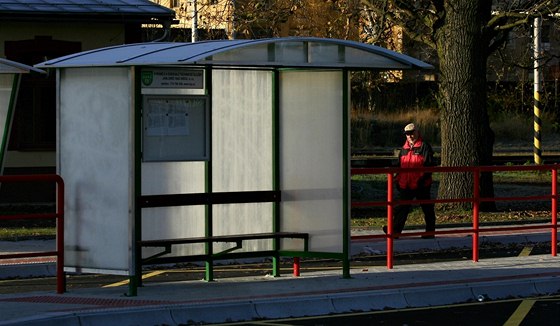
left=470, top=277, right=560, bottom=301
left=170, top=301, right=259, bottom=324
left=330, top=290, right=409, bottom=312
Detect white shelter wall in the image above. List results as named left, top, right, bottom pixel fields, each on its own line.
left=59, top=67, right=133, bottom=275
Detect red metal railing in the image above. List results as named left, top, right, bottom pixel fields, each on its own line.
left=351, top=165, right=559, bottom=269
left=0, top=174, right=65, bottom=293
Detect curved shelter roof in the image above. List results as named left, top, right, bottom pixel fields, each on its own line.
left=0, top=58, right=44, bottom=74
left=36, top=37, right=433, bottom=70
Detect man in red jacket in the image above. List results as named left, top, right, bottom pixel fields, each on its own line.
left=384, top=123, right=436, bottom=239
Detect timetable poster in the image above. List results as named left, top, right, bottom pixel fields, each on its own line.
left=145, top=98, right=199, bottom=137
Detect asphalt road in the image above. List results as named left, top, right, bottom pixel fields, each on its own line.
left=212, top=295, right=560, bottom=325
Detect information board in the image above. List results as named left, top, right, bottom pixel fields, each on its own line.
left=142, top=96, right=208, bottom=161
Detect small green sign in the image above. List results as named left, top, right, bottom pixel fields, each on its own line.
left=141, top=71, right=153, bottom=86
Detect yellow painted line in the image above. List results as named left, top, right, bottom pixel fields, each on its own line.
left=519, top=246, right=533, bottom=257
left=503, top=299, right=536, bottom=326
left=102, top=271, right=165, bottom=288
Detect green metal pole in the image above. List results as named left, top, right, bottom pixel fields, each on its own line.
left=342, top=70, right=351, bottom=279
left=204, top=67, right=214, bottom=281
left=130, top=67, right=143, bottom=296
left=272, top=69, right=282, bottom=277
left=205, top=159, right=214, bottom=281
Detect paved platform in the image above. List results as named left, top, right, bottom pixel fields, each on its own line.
left=0, top=231, right=559, bottom=325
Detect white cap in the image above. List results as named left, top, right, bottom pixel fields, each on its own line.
left=404, top=123, right=416, bottom=132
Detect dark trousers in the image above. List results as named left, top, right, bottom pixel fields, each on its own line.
left=393, top=186, right=436, bottom=234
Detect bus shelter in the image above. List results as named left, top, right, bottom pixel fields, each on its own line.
left=0, top=59, right=44, bottom=173
left=37, top=37, right=432, bottom=295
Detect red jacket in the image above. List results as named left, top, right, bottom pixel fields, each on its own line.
left=396, top=137, right=434, bottom=190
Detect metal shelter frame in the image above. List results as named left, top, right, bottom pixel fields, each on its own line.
left=37, top=37, right=433, bottom=296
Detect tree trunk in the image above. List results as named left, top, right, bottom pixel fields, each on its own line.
left=435, top=0, right=496, bottom=210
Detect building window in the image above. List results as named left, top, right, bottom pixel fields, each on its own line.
left=171, top=0, right=181, bottom=8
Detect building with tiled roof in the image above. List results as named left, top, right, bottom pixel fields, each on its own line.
left=0, top=0, right=175, bottom=202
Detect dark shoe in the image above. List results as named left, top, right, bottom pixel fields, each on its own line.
left=382, top=226, right=399, bottom=239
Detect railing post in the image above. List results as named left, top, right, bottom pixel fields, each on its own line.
left=552, top=168, right=558, bottom=256
left=472, top=168, right=480, bottom=262
left=387, top=172, right=394, bottom=269
left=293, top=257, right=300, bottom=277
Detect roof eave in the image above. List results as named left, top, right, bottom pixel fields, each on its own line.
left=0, top=13, right=175, bottom=24
left=0, top=58, right=45, bottom=74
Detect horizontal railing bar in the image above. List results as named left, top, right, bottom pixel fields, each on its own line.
left=0, top=213, right=58, bottom=220
left=0, top=251, right=57, bottom=260
left=139, top=190, right=281, bottom=208
left=351, top=164, right=560, bottom=270
left=0, top=174, right=64, bottom=294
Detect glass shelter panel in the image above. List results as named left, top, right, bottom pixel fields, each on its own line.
left=211, top=69, right=274, bottom=252
left=209, top=44, right=270, bottom=63
left=0, top=74, right=14, bottom=125
left=274, top=42, right=307, bottom=64
left=0, top=74, right=15, bottom=143
left=279, top=70, right=345, bottom=253
left=309, top=42, right=342, bottom=64
left=345, top=47, right=410, bottom=68
left=141, top=162, right=207, bottom=257
left=0, top=74, right=15, bottom=170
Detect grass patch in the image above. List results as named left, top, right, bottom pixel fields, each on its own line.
left=493, top=169, right=551, bottom=183
left=0, top=204, right=56, bottom=240
left=0, top=227, right=55, bottom=240
left=351, top=208, right=551, bottom=229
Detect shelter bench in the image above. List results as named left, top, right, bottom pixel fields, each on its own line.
left=137, top=190, right=309, bottom=266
